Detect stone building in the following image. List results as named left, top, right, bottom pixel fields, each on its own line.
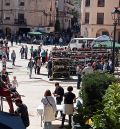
left=81, top=0, right=120, bottom=42
left=56, top=0, right=74, bottom=30
left=0, top=0, right=56, bottom=35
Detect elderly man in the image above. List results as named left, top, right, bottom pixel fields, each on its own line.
left=82, top=63, right=94, bottom=75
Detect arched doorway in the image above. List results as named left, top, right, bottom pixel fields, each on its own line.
left=96, top=29, right=109, bottom=37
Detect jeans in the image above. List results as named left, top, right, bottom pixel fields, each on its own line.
left=29, top=68, right=32, bottom=79
left=37, top=66, right=40, bottom=74
left=44, top=122, right=52, bottom=129
left=61, top=114, right=72, bottom=127
left=12, top=58, right=16, bottom=65
left=77, top=74, right=81, bottom=89
left=25, top=52, right=27, bottom=59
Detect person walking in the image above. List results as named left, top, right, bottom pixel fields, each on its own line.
left=53, top=82, right=64, bottom=118
left=11, top=50, right=16, bottom=66
left=36, top=58, right=41, bottom=74
left=59, top=86, right=76, bottom=128
left=27, top=58, right=34, bottom=79
left=30, top=46, right=33, bottom=58
left=41, top=49, right=46, bottom=64
left=76, top=65, right=82, bottom=89
left=15, top=98, right=30, bottom=128
left=45, top=49, right=48, bottom=62
left=20, top=46, right=25, bottom=59
left=10, top=35, right=14, bottom=46
left=41, top=90, right=57, bottom=129
left=24, top=45, right=28, bottom=59
left=47, top=58, right=52, bottom=78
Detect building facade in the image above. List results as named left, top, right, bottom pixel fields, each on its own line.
left=0, top=0, right=56, bottom=35
left=81, top=0, right=120, bottom=42
left=56, top=0, right=74, bottom=30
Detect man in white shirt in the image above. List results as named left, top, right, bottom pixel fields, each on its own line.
left=82, top=63, right=93, bottom=75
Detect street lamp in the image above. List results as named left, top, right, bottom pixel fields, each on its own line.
left=111, top=7, right=120, bottom=73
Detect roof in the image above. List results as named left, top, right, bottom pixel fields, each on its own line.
left=71, top=38, right=96, bottom=40
left=93, top=41, right=120, bottom=49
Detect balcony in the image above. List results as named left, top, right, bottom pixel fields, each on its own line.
left=14, top=19, right=27, bottom=25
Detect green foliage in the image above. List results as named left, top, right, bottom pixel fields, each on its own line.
left=92, top=83, right=120, bottom=129
left=55, top=20, right=60, bottom=32
left=80, top=72, right=117, bottom=114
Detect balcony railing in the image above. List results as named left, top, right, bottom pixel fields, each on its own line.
left=14, top=19, right=27, bottom=25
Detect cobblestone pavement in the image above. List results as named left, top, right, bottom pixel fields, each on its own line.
left=0, top=43, right=79, bottom=129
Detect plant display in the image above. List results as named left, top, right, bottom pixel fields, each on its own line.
left=52, top=58, right=70, bottom=79
left=92, top=83, right=120, bottom=129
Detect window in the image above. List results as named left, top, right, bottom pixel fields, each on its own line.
left=5, top=17, right=10, bottom=20
left=85, top=0, right=90, bottom=7
left=70, top=39, right=76, bottom=43
left=78, top=40, right=85, bottom=43
left=85, top=12, right=89, bottom=24
left=19, top=2, right=24, bottom=6
left=98, top=0, right=105, bottom=7
left=102, top=31, right=109, bottom=36
left=5, top=0, right=10, bottom=6
left=97, top=13, right=104, bottom=24
left=18, top=13, right=24, bottom=20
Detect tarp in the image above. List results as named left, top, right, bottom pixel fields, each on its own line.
left=95, top=35, right=113, bottom=41
left=28, top=31, right=42, bottom=35
left=0, top=112, right=25, bottom=129
left=93, top=41, right=120, bottom=49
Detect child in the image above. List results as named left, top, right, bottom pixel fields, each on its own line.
left=11, top=76, right=18, bottom=91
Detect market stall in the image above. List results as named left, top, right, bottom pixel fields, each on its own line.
left=49, top=47, right=111, bottom=79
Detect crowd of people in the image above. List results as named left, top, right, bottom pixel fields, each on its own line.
left=41, top=83, right=76, bottom=129
left=0, top=68, right=29, bottom=128
left=76, top=58, right=113, bottom=89
left=0, top=36, right=119, bottom=129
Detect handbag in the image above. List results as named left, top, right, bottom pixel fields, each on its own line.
left=46, top=97, right=55, bottom=111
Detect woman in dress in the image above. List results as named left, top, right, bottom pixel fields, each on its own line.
left=41, top=90, right=57, bottom=129
left=60, top=86, right=76, bottom=128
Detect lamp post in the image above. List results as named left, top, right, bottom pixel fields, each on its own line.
left=111, top=7, right=120, bottom=73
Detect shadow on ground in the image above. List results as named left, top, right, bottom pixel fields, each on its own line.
left=49, top=78, right=77, bottom=82
left=52, top=124, right=72, bottom=129
left=39, top=73, right=48, bottom=76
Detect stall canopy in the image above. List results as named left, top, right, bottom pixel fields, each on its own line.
left=28, top=31, right=42, bottom=35
left=95, top=35, right=113, bottom=41
left=93, top=41, right=120, bottom=49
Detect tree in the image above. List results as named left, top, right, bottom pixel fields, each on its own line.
left=80, top=72, right=117, bottom=115
left=92, top=83, right=120, bottom=129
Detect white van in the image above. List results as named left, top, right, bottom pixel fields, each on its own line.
left=69, top=38, right=96, bottom=50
